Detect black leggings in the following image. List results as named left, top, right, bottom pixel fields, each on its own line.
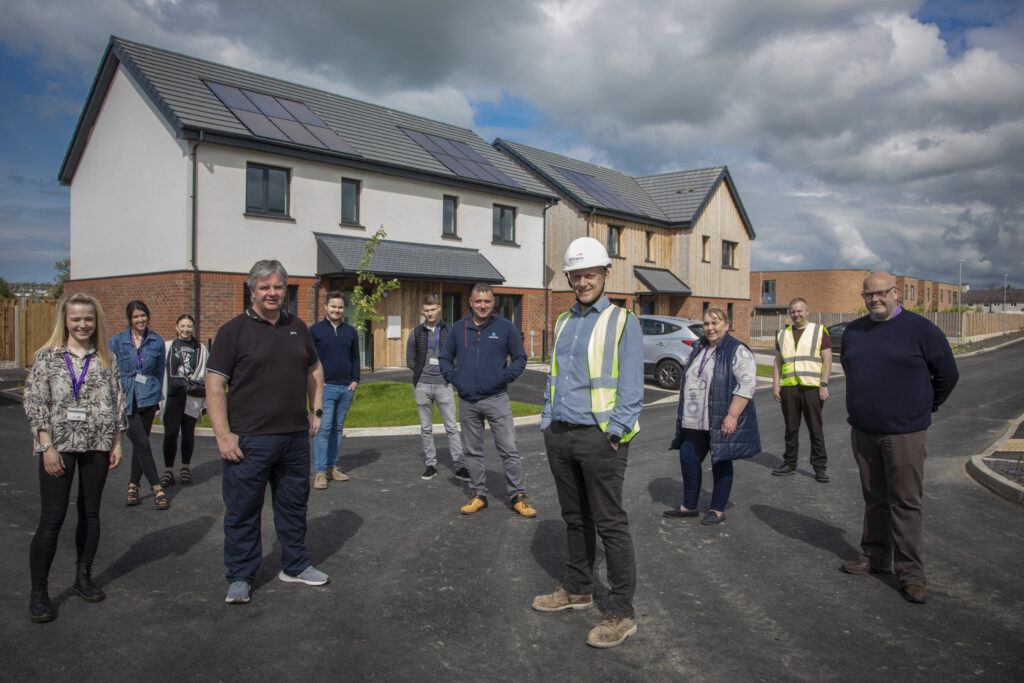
left=30, top=451, right=110, bottom=582
left=128, top=401, right=159, bottom=487
left=162, top=391, right=197, bottom=468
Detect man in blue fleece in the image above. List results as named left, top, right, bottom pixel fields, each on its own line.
left=840, top=271, right=958, bottom=605
left=439, top=283, right=533, bottom=517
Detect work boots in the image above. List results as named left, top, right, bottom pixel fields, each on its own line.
left=30, top=580, right=55, bottom=623
left=73, top=562, right=106, bottom=602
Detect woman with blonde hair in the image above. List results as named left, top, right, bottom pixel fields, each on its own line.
left=23, top=292, right=127, bottom=622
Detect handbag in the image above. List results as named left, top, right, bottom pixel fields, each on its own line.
left=185, top=378, right=206, bottom=398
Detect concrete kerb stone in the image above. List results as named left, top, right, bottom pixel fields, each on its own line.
left=957, top=333, right=1024, bottom=358
left=966, top=414, right=1024, bottom=506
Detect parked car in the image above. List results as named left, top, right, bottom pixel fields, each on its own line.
left=825, top=320, right=850, bottom=360
left=638, top=315, right=705, bottom=389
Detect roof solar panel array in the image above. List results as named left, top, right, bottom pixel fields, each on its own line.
left=403, top=128, right=521, bottom=189
left=553, top=166, right=637, bottom=214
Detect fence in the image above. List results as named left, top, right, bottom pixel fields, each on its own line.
left=0, top=299, right=59, bottom=368
left=749, top=311, right=1024, bottom=348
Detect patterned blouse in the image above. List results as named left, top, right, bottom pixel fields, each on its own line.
left=23, top=346, right=128, bottom=453
left=680, top=343, right=757, bottom=431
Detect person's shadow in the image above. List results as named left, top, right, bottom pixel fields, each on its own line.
left=749, top=504, right=858, bottom=560
left=253, top=508, right=363, bottom=588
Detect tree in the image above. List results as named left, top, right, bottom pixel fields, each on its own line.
left=0, top=277, right=13, bottom=299
left=48, top=258, right=70, bottom=299
left=349, top=227, right=400, bottom=334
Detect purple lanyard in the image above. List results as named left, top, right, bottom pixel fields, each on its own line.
left=63, top=353, right=92, bottom=402
left=428, top=326, right=440, bottom=352
left=697, top=346, right=716, bottom=376
left=133, top=331, right=147, bottom=370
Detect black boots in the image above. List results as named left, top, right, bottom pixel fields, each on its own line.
left=73, top=562, right=106, bottom=602
left=30, top=580, right=55, bottom=623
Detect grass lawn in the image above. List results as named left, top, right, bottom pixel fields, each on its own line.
left=756, top=364, right=774, bottom=378
left=155, top=381, right=542, bottom=429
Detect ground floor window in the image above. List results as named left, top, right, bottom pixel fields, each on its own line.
left=494, top=294, right=522, bottom=331
left=244, top=283, right=298, bottom=316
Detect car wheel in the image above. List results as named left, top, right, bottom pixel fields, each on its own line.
left=655, top=359, right=682, bottom=390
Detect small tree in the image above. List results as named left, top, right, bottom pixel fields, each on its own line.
left=349, top=227, right=400, bottom=333
left=0, top=277, right=13, bottom=299
left=48, top=258, right=70, bottom=299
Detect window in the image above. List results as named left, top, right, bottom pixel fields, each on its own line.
left=607, top=225, right=622, bottom=257
left=722, top=240, right=737, bottom=269
left=727, top=303, right=734, bottom=328
left=442, top=293, right=461, bottom=325
left=701, top=236, right=711, bottom=262
left=494, top=294, right=522, bottom=331
left=493, top=204, right=516, bottom=243
left=609, top=298, right=627, bottom=308
left=341, top=178, right=361, bottom=225
left=702, top=301, right=710, bottom=316
left=442, top=195, right=458, bottom=237
left=645, top=231, right=654, bottom=262
left=762, top=279, right=776, bottom=304
left=244, top=283, right=298, bottom=315
left=246, top=164, right=289, bottom=216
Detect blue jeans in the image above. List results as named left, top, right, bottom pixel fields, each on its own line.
left=223, top=431, right=311, bottom=583
left=313, top=384, right=354, bottom=473
left=679, top=429, right=733, bottom=512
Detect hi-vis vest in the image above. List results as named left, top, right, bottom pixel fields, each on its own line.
left=777, top=323, right=825, bottom=387
left=551, top=305, right=639, bottom=442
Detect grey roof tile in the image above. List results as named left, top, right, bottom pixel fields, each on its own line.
left=315, top=233, right=504, bottom=283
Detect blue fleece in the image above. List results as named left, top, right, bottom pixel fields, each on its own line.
left=438, top=313, right=526, bottom=401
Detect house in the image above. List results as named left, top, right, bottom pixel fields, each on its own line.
left=964, top=287, right=1024, bottom=313
left=59, top=37, right=557, bottom=367
left=750, top=270, right=961, bottom=315
left=494, top=139, right=755, bottom=340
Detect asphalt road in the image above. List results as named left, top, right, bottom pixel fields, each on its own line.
left=2, top=344, right=1022, bottom=682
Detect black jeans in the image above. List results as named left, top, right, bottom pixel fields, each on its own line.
left=544, top=422, right=636, bottom=618
left=30, top=451, right=110, bottom=583
left=780, top=385, right=828, bottom=468
left=128, top=400, right=159, bottom=487
left=162, top=391, right=197, bottom=468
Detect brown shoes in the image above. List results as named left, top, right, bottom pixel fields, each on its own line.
left=512, top=493, right=537, bottom=518
left=460, top=492, right=488, bottom=514
left=313, top=471, right=328, bottom=490
left=839, top=556, right=892, bottom=575
left=901, top=585, right=928, bottom=604
left=586, top=614, right=637, bottom=648
left=329, top=466, right=349, bottom=482
left=532, top=586, right=593, bottom=612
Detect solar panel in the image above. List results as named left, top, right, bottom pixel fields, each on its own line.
left=554, top=166, right=637, bottom=214
left=401, top=128, right=521, bottom=189
left=205, top=81, right=360, bottom=156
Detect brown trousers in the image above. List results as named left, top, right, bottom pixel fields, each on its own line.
left=850, top=428, right=928, bottom=586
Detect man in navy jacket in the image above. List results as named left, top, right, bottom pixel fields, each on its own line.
left=840, top=271, right=958, bottom=605
left=439, top=283, right=533, bottom=516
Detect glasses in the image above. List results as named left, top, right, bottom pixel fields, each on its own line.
left=861, top=286, right=896, bottom=301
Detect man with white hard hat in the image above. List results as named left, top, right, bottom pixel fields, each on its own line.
left=531, top=236, right=644, bottom=649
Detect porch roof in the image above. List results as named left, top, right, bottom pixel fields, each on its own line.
left=315, top=233, right=504, bottom=283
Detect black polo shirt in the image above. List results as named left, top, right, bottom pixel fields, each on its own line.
left=207, top=308, right=319, bottom=436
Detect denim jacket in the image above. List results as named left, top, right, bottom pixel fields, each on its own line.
left=109, top=328, right=165, bottom=413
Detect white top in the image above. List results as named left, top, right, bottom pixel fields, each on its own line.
left=680, top=343, right=756, bottom=431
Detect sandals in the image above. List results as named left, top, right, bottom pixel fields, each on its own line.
left=180, top=466, right=192, bottom=485
left=153, top=488, right=170, bottom=510
left=125, top=483, right=140, bottom=507
left=159, top=470, right=176, bottom=487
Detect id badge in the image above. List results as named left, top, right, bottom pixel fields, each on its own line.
left=134, top=373, right=148, bottom=384
left=66, top=407, right=88, bottom=422
left=429, top=358, right=439, bottom=365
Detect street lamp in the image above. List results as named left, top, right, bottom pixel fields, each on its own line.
left=958, top=260, right=964, bottom=348
left=1005, top=273, right=1009, bottom=336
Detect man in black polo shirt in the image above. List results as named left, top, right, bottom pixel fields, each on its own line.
left=206, top=260, right=328, bottom=605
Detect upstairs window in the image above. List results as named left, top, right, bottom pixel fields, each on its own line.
left=493, top=204, right=517, bottom=244
left=341, top=178, right=361, bottom=225
left=443, top=195, right=458, bottom=237
left=608, top=225, right=623, bottom=257
left=722, top=240, right=738, bottom=269
left=701, top=235, right=711, bottom=262
left=246, top=164, right=289, bottom=216
left=645, top=231, right=654, bottom=262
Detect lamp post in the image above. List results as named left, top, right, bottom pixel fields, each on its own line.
left=958, top=260, right=964, bottom=348
left=1005, top=273, right=1009, bottom=336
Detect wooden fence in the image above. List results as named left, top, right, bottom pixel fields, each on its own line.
left=749, top=311, right=1024, bottom=348
left=0, top=299, right=59, bottom=368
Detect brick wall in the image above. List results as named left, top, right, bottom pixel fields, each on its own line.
left=751, top=270, right=870, bottom=314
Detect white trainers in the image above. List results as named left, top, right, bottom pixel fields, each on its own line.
left=225, top=581, right=251, bottom=604
left=278, top=566, right=329, bottom=586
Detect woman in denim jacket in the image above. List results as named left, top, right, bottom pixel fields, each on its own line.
left=108, top=300, right=168, bottom=509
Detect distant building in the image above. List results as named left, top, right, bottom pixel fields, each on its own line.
left=964, top=287, right=1023, bottom=313
left=751, top=270, right=960, bottom=315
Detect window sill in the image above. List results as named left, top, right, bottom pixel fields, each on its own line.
left=245, top=212, right=295, bottom=222
left=339, top=221, right=365, bottom=230
left=442, top=233, right=462, bottom=241
left=610, top=254, right=625, bottom=260
left=701, top=259, right=711, bottom=264
left=491, top=240, right=520, bottom=248
left=722, top=265, right=739, bottom=271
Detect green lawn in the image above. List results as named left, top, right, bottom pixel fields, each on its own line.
left=155, top=381, right=542, bottom=429
left=756, top=364, right=774, bottom=378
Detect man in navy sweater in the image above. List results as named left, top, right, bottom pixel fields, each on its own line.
left=840, top=272, right=958, bottom=604
left=439, top=283, right=534, bottom=517
left=309, top=291, right=361, bottom=489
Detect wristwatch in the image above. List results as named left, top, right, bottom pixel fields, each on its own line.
left=821, top=383, right=829, bottom=387
left=313, top=409, right=323, bottom=418
left=36, top=442, right=54, bottom=454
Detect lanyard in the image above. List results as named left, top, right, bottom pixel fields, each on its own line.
left=133, top=331, right=147, bottom=370
left=427, top=326, right=440, bottom=352
left=697, top=346, right=716, bottom=376
left=63, top=353, right=92, bottom=402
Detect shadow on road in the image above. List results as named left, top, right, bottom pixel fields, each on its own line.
left=254, top=508, right=364, bottom=589
left=749, top=503, right=858, bottom=560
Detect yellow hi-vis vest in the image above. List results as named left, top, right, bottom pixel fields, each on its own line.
left=551, top=305, right=639, bottom=442
left=778, top=322, right=825, bottom=387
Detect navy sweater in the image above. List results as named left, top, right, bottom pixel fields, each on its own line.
left=309, top=319, right=361, bottom=385
left=438, top=313, right=526, bottom=401
left=841, top=311, right=958, bottom=434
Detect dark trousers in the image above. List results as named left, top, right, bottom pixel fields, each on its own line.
left=162, top=392, right=197, bottom=468
left=127, top=401, right=159, bottom=487
left=851, top=428, right=927, bottom=586
left=678, top=429, right=733, bottom=512
left=222, top=431, right=312, bottom=583
left=30, top=451, right=109, bottom=583
left=544, top=422, right=636, bottom=618
left=780, top=385, right=828, bottom=468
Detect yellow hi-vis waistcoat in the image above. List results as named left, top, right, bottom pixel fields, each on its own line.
left=551, top=305, right=639, bottom=442
left=777, top=322, right=825, bottom=387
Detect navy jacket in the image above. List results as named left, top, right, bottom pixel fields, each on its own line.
left=438, top=313, right=526, bottom=401
left=670, top=334, right=761, bottom=462
left=841, top=310, right=958, bottom=434
left=309, top=319, right=361, bottom=386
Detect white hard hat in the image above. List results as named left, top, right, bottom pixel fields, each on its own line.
left=563, top=236, right=611, bottom=272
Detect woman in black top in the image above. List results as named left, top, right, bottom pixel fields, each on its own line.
left=159, top=314, right=208, bottom=486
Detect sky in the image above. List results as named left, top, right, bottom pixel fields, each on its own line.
left=1, top=0, right=1022, bottom=290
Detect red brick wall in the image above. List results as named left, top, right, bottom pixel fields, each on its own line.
left=750, top=270, right=870, bottom=314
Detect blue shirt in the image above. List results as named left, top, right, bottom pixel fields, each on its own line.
left=309, top=319, right=361, bottom=386
left=541, top=296, right=644, bottom=438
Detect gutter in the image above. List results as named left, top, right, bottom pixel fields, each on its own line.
left=191, top=131, right=204, bottom=338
